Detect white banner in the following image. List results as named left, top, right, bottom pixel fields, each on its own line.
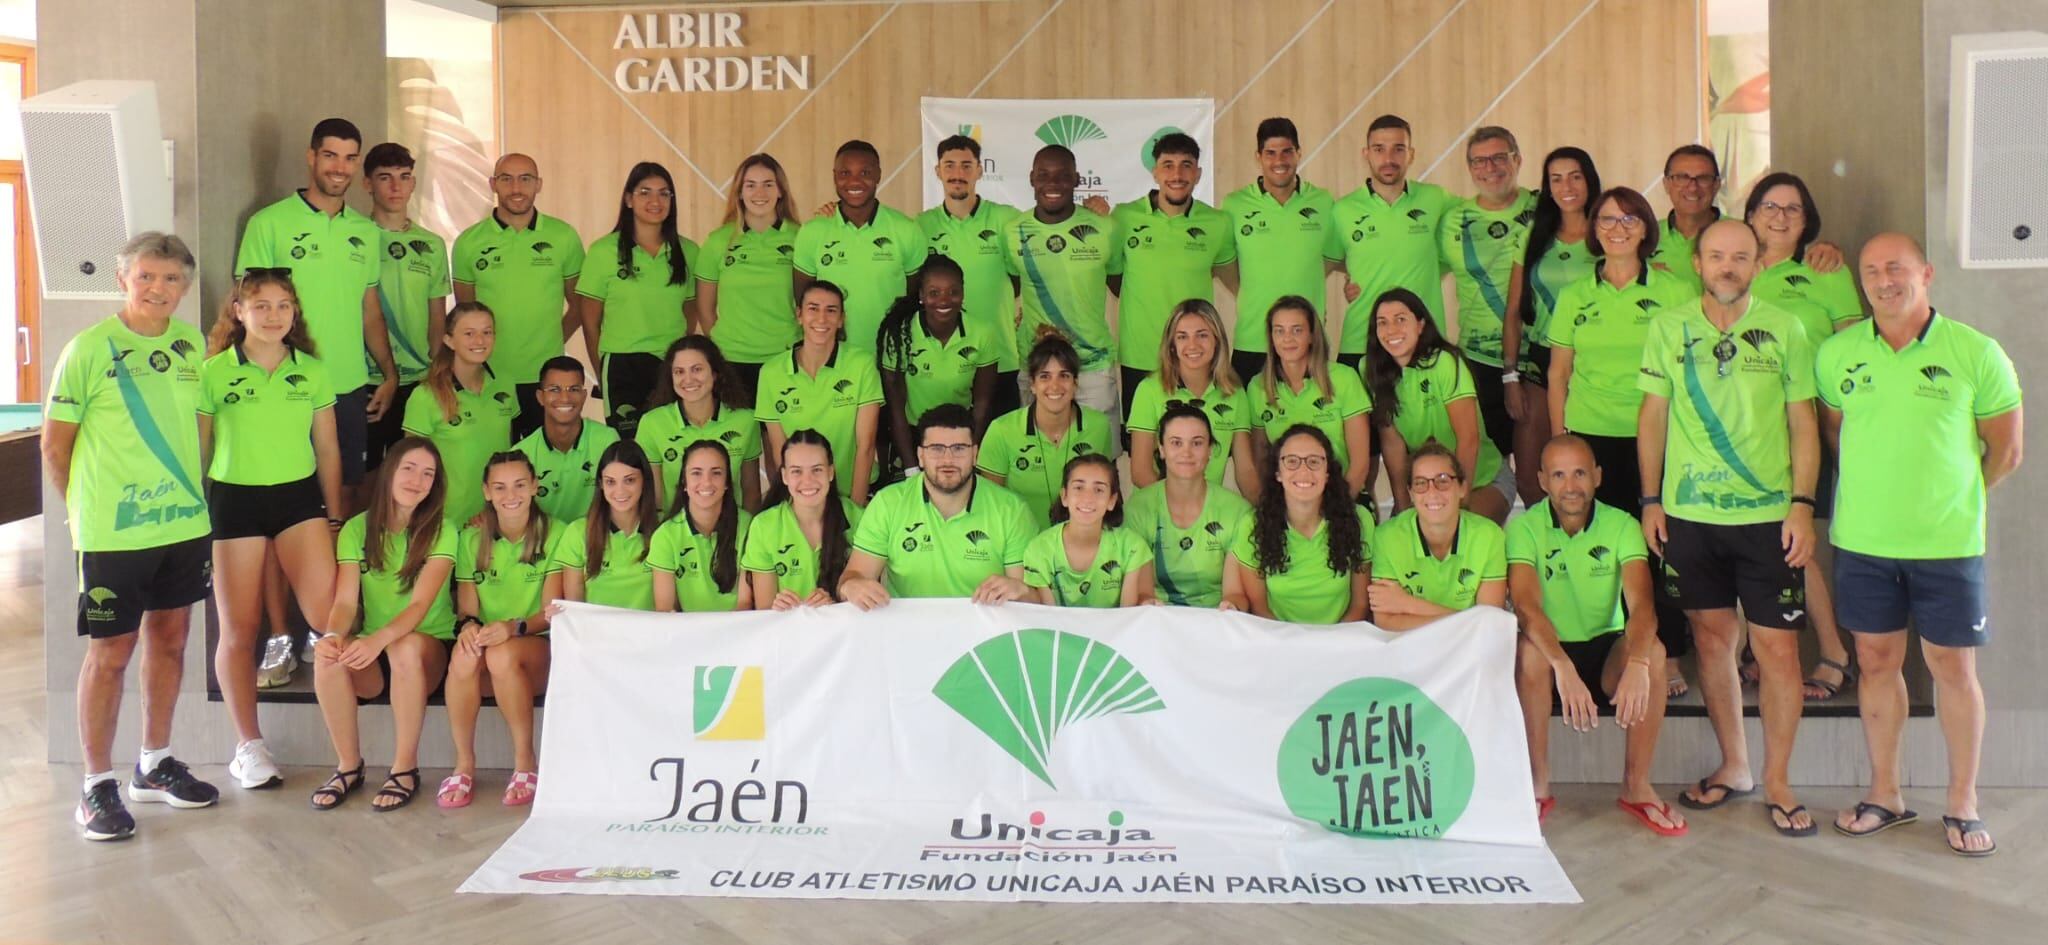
left=462, top=601, right=1578, bottom=904
left=919, top=97, right=1216, bottom=210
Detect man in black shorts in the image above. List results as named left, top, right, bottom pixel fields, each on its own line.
left=43, top=233, right=221, bottom=840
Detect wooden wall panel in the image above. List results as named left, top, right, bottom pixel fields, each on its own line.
left=498, top=0, right=1700, bottom=243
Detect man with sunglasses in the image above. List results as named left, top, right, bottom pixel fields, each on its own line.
left=1637, top=219, right=1821, bottom=838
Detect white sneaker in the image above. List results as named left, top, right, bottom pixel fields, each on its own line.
left=256, top=634, right=298, bottom=689
left=228, top=740, right=283, bottom=790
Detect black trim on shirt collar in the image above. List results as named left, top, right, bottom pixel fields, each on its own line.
left=1595, top=258, right=1652, bottom=288
left=920, top=471, right=983, bottom=513
left=1413, top=511, right=1464, bottom=558
left=789, top=341, right=842, bottom=371
left=492, top=209, right=541, bottom=231
left=1025, top=404, right=1084, bottom=437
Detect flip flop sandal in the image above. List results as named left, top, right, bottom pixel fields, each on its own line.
left=437, top=773, right=474, bottom=809
left=1942, top=816, right=1998, bottom=857
left=1804, top=657, right=1856, bottom=702
left=1833, top=801, right=1917, bottom=837
left=504, top=770, right=538, bottom=807
left=1768, top=803, right=1817, bottom=837
left=309, top=762, right=365, bottom=811
left=372, top=768, right=421, bottom=813
left=1617, top=798, right=1689, bottom=837
left=1677, top=778, right=1755, bottom=811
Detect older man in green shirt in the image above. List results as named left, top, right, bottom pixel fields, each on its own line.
left=451, top=153, right=585, bottom=440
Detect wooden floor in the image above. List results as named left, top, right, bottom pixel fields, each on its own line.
left=2, top=514, right=2043, bottom=945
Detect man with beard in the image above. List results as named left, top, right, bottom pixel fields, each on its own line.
left=839, top=403, right=1037, bottom=606
left=1224, top=117, right=1335, bottom=382
left=795, top=139, right=929, bottom=352
left=1112, top=132, right=1236, bottom=410
left=918, top=135, right=1024, bottom=416
left=1637, top=219, right=1820, bottom=837
left=1002, top=145, right=1125, bottom=425
left=1326, top=114, right=1453, bottom=371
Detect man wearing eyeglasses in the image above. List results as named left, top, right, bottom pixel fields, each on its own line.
left=514, top=356, right=620, bottom=524
left=451, top=153, right=586, bottom=440
left=1652, top=146, right=1843, bottom=295
left=839, top=403, right=1038, bottom=607
left=1438, top=126, right=1535, bottom=469
left=1636, top=219, right=1821, bottom=838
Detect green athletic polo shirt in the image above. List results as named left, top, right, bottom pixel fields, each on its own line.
left=576, top=232, right=699, bottom=357
left=1637, top=298, right=1815, bottom=525
left=399, top=367, right=520, bottom=525
left=1229, top=505, right=1376, bottom=625
left=1223, top=178, right=1335, bottom=353
left=920, top=198, right=1025, bottom=372
left=1126, top=374, right=1251, bottom=484
left=45, top=315, right=210, bottom=551
left=1250, top=370, right=1372, bottom=469
left=879, top=313, right=996, bottom=422
left=1506, top=499, right=1648, bottom=642
left=1438, top=189, right=1537, bottom=367
left=1123, top=482, right=1250, bottom=608
left=1816, top=313, right=2021, bottom=558
left=199, top=346, right=336, bottom=486
left=515, top=419, right=620, bottom=524
left=1512, top=232, right=1596, bottom=372
left=700, top=219, right=801, bottom=363
left=648, top=509, right=753, bottom=612
left=976, top=405, right=1117, bottom=529
left=1003, top=207, right=1124, bottom=371
left=794, top=203, right=928, bottom=352
left=1545, top=265, right=1694, bottom=436
left=633, top=401, right=762, bottom=503
left=373, top=222, right=450, bottom=385
left=1110, top=192, right=1237, bottom=370
left=1649, top=209, right=1719, bottom=295
left=740, top=499, right=862, bottom=599
left=850, top=475, right=1036, bottom=598
left=1023, top=523, right=1156, bottom=608
left=755, top=344, right=886, bottom=495
left=337, top=512, right=458, bottom=639
left=451, top=211, right=586, bottom=386
left=1370, top=509, right=1508, bottom=613
left=236, top=192, right=382, bottom=392
left=455, top=522, right=566, bottom=623
left=1752, top=257, right=1863, bottom=349
left=1326, top=181, right=1455, bottom=355
left=1376, top=349, right=1504, bottom=485
left=554, top=526, right=655, bottom=610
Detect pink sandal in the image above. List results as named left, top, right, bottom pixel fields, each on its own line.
left=504, top=770, right=538, bottom=806
left=436, top=773, right=473, bottom=809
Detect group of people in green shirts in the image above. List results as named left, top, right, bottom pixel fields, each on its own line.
left=50, top=114, right=2019, bottom=859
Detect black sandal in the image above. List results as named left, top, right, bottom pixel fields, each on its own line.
left=371, top=768, right=421, bottom=813
left=1942, top=815, right=1998, bottom=857
left=309, top=762, right=366, bottom=811
left=1768, top=803, right=1817, bottom=837
left=1804, top=657, right=1856, bottom=702
left=1833, top=801, right=1917, bottom=837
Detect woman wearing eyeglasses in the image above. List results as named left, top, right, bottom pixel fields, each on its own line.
left=1223, top=424, right=1373, bottom=625
left=1363, top=288, right=1512, bottom=524
left=1366, top=443, right=1508, bottom=631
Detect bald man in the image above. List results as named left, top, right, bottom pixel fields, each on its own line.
left=1820, top=233, right=2020, bottom=856
left=452, top=153, right=586, bottom=439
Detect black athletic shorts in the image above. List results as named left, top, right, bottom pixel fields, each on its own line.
left=333, top=386, right=371, bottom=485
left=511, top=381, right=545, bottom=441
left=1335, top=351, right=1365, bottom=373
left=1559, top=633, right=1622, bottom=703
left=1231, top=350, right=1267, bottom=387
left=365, top=382, right=416, bottom=471
left=1465, top=360, right=1516, bottom=463
left=990, top=369, right=1022, bottom=421
left=1524, top=343, right=1552, bottom=387
left=603, top=352, right=665, bottom=437
left=76, top=536, right=211, bottom=638
left=729, top=360, right=765, bottom=409
left=1661, top=516, right=1806, bottom=629
left=209, top=477, right=327, bottom=541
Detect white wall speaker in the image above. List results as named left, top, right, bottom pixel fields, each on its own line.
left=17, top=80, right=175, bottom=299
left=1947, top=31, right=2048, bottom=270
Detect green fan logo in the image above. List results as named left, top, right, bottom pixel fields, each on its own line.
left=408, top=239, right=432, bottom=255
left=933, top=628, right=1165, bottom=788
left=1588, top=545, right=1611, bottom=561
left=832, top=379, right=853, bottom=393
left=1740, top=328, right=1777, bottom=350
left=963, top=529, right=991, bottom=545
left=977, top=229, right=998, bottom=242
left=1300, top=206, right=1321, bottom=219
left=169, top=339, right=197, bottom=360
left=87, top=587, right=118, bottom=606
left=1919, top=365, right=1952, bottom=382
left=1785, top=273, right=1812, bottom=287
left=1636, top=298, right=1660, bottom=311
left=1035, top=114, right=1107, bottom=149
left=1276, top=677, right=1475, bottom=838
left=1069, top=224, right=1100, bottom=241
left=1203, top=521, right=1225, bottom=536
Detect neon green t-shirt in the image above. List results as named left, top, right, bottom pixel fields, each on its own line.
left=45, top=315, right=210, bottom=551
left=1123, top=482, right=1250, bottom=608
left=372, top=222, right=450, bottom=385
left=1249, top=369, right=1373, bottom=470
left=976, top=406, right=1118, bottom=530
left=454, top=522, right=566, bottom=623
left=1545, top=265, right=1695, bottom=436
left=1648, top=210, right=1719, bottom=295
left=849, top=476, right=1037, bottom=598
left=1370, top=509, right=1508, bottom=613
left=700, top=219, right=801, bottom=363
left=1752, top=257, right=1863, bottom=348
left=1513, top=232, right=1596, bottom=374
left=450, top=211, right=587, bottom=386
left=794, top=204, right=929, bottom=352
left=199, top=346, right=336, bottom=486
left=740, top=499, right=861, bottom=600
left=399, top=368, right=520, bottom=525
left=754, top=345, right=886, bottom=495
left=878, top=313, right=997, bottom=423
left=1438, top=189, right=1537, bottom=367
left=555, top=526, right=655, bottom=611
left=1229, top=506, right=1376, bottom=625
left=1003, top=207, right=1124, bottom=371
left=919, top=198, right=1024, bottom=372
left=1817, top=314, right=2021, bottom=558
left=576, top=232, right=699, bottom=357
left=648, top=509, right=752, bottom=612
left=1506, top=499, right=1648, bottom=642
left=1223, top=178, right=1335, bottom=354
left=1110, top=193, right=1237, bottom=370
left=236, top=192, right=382, bottom=393
left=1326, top=181, right=1455, bottom=355
left=1125, top=374, right=1251, bottom=484
left=1636, top=298, right=1815, bottom=525
left=634, top=400, right=762, bottom=503
left=1373, top=349, right=1504, bottom=485
left=515, top=419, right=620, bottom=525
left=337, top=512, right=458, bottom=640
left=1022, top=523, right=1156, bottom=608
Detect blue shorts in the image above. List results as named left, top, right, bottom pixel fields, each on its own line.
left=1833, top=549, right=1988, bottom=648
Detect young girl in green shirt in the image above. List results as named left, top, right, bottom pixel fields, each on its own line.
left=650, top=440, right=754, bottom=612
left=1023, top=454, right=1155, bottom=607
left=560, top=440, right=660, bottom=611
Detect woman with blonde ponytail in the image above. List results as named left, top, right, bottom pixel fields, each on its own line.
left=400, top=301, right=518, bottom=524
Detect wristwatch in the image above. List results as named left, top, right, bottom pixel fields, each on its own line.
left=515, top=618, right=529, bottom=637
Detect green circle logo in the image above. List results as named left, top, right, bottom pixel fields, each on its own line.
left=1276, top=677, right=1475, bottom=838
left=1140, top=126, right=1184, bottom=171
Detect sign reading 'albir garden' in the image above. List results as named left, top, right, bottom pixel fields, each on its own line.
left=612, top=11, right=812, bottom=93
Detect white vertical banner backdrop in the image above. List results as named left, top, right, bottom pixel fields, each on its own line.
left=919, top=97, right=1217, bottom=210
left=462, top=601, right=1578, bottom=904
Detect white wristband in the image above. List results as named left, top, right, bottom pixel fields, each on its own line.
left=901, top=466, right=920, bottom=478
left=1501, top=371, right=1521, bottom=383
